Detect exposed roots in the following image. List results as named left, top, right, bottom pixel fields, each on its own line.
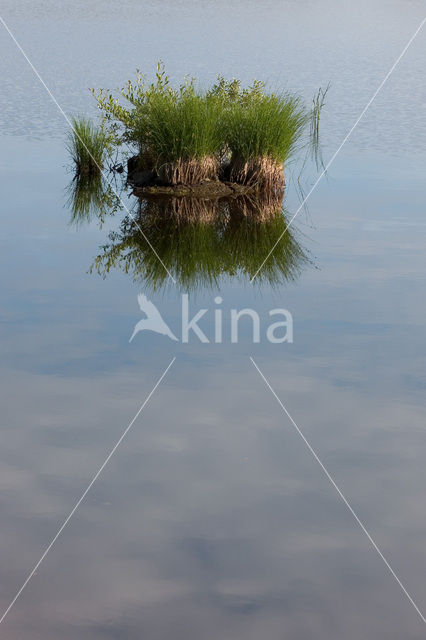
left=157, top=156, right=220, bottom=185
left=229, top=155, right=285, bottom=192
left=131, top=153, right=286, bottom=194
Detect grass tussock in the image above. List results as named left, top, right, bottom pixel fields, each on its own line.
left=228, top=155, right=285, bottom=192
left=67, top=117, right=108, bottom=176
left=140, top=90, right=222, bottom=164
left=157, top=156, right=220, bottom=185
left=93, top=67, right=223, bottom=185
left=223, top=93, right=309, bottom=188
left=87, top=63, right=328, bottom=191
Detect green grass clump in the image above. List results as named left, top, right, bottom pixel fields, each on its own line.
left=226, top=94, right=309, bottom=164
left=88, top=64, right=327, bottom=190
left=92, top=65, right=223, bottom=184
left=67, top=117, right=108, bottom=176
left=224, top=94, right=309, bottom=189
left=135, top=90, right=221, bottom=161
left=138, top=89, right=223, bottom=183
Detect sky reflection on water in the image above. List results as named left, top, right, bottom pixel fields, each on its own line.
left=1, top=1, right=426, bottom=638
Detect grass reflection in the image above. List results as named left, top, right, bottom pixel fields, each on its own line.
left=66, top=174, right=122, bottom=227
left=89, top=194, right=310, bottom=291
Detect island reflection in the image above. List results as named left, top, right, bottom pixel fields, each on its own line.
left=68, top=176, right=311, bottom=292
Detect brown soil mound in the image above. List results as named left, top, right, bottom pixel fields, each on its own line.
left=127, top=155, right=285, bottom=201
left=132, top=181, right=254, bottom=199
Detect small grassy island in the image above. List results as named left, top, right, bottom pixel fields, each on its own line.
left=66, top=66, right=327, bottom=288
left=68, top=64, right=326, bottom=200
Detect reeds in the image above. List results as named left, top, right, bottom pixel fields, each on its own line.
left=67, top=117, right=108, bottom=177
left=309, top=83, right=330, bottom=170
left=311, top=84, right=330, bottom=145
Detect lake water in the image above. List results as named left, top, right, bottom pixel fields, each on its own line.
left=1, top=1, right=426, bottom=638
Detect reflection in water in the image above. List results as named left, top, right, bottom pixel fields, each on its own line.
left=66, top=174, right=122, bottom=227
left=68, top=177, right=310, bottom=291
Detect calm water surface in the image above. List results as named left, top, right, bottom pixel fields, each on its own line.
left=1, top=1, right=426, bottom=638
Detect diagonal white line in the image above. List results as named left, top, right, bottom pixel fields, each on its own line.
left=250, top=356, right=426, bottom=625
left=0, top=357, right=176, bottom=626
left=250, top=15, right=426, bottom=282
left=0, top=15, right=176, bottom=285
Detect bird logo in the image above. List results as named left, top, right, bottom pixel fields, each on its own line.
left=129, top=294, right=179, bottom=343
